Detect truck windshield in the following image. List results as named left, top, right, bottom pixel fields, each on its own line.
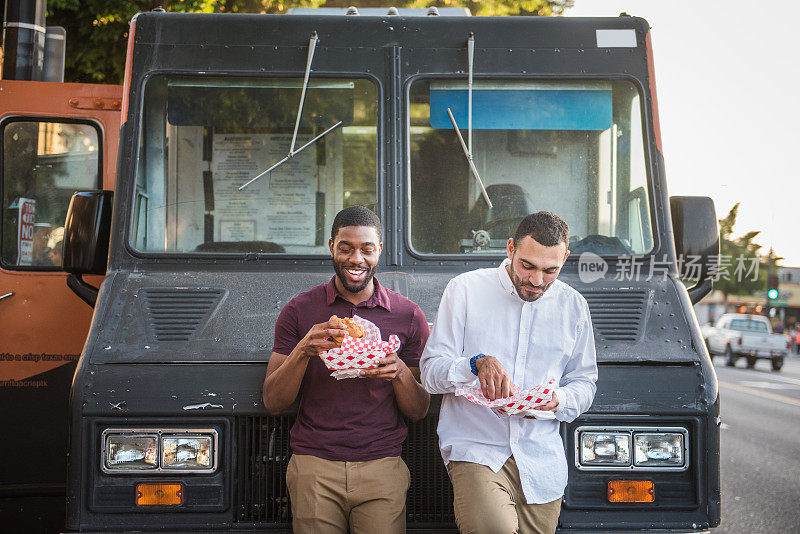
left=409, top=79, right=653, bottom=256
left=729, top=319, right=769, bottom=333
left=131, top=76, right=377, bottom=255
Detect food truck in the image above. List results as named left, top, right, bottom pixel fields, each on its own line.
left=62, top=9, right=721, bottom=532
left=0, top=2, right=122, bottom=528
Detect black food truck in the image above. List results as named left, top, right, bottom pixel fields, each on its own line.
left=62, top=9, right=721, bottom=533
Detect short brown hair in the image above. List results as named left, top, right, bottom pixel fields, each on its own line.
left=513, top=211, right=569, bottom=247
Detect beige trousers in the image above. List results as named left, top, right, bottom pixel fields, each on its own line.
left=286, top=453, right=410, bottom=534
left=449, top=457, right=563, bottom=534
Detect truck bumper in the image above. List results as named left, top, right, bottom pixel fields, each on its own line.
left=735, top=350, right=786, bottom=359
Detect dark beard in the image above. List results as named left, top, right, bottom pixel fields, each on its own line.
left=508, top=265, right=553, bottom=302
left=332, top=259, right=377, bottom=294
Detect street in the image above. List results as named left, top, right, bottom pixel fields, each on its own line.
left=712, top=354, right=800, bottom=533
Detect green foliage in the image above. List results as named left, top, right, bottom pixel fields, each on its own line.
left=715, top=203, right=769, bottom=298
left=42, top=0, right=226, bottom=84
left=2, top=0, right=572, bottom=84
left=404, top=0, right=572, bottom=16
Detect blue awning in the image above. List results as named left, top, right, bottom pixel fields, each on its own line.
left=429, top=83, right=613, bottom=131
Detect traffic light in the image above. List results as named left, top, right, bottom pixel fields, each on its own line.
left=767, top=275, right=779, bottom=300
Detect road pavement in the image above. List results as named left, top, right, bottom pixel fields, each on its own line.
left=711, top=353, right=800, bottom=533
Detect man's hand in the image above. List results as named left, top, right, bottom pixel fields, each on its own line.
left=294, top=319, right=350, bottom=359
left=533, top=390, right=559, bottom=412
left=475, top=356, right=512, bottom=401
left=360, top=352, right=407, bottom=381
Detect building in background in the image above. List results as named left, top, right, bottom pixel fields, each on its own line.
left=695, top=266, right=800, bottom=329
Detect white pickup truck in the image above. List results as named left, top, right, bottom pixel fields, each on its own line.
left=702, top=313, right=789, bottom=371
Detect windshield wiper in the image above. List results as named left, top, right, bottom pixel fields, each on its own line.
left=447, top=108, right=492, bottom=209
left=238, top=120, right=342, bottom=191
left=239, top=31, right=342, bottom=191
left=447, top=33, right=492, bottom=209
left=467, top=32, right=474, bottom=157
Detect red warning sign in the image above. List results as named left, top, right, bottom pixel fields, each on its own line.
left=17, top=198, right=35, bottom=266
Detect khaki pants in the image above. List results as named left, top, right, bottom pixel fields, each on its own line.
left=286, top=453, right=410, bottom=534
left=449, top=457, right=562, bottom=534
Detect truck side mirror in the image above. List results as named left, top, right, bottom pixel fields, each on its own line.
left=62, top=190, right=113, bottom=307
left=670, top=196, right=719, bottom=304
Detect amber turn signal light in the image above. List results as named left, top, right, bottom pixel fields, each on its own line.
left=607, top=480, right=654, bottom=502
left=136, top=483, right=183, bottom=506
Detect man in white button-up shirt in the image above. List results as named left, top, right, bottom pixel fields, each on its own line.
left=421, top=212, right=598, bottom=534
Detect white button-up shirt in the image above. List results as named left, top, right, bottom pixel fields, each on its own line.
left=420, top=259, right=598, bottom=504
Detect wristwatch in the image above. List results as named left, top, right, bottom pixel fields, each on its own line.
left=470, top=354, right=487, bottom=376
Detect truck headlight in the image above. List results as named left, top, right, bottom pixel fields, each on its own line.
left=579, top=432, right=630, bottom=466
left=104, top=433, right=158, bottom=471
left=634, top=432, right=685, bottom=467
left=162, top=435, right=214, bottom=470
left=102, top=428, right=218, bottom=473
left=576, top=426, right=689, bottom=471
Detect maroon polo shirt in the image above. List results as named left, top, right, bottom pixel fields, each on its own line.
left=272, top=276, right=429, bottom=462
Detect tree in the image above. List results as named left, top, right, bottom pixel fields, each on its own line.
left=714, top=203, right=770, bottom=309
left=1, top=0, right=573, bottom=84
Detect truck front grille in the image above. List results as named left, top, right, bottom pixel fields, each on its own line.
left=235, top=415, right=293, bottom=523
left=234, top=414, right=455, bottom=527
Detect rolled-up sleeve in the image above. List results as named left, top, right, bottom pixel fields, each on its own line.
left=554, top=299, right=598, bottom=422
left=420, top=278, right=477, bottom=394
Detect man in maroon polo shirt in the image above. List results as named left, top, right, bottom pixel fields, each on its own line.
left=263, top=206, right=430, bottom=534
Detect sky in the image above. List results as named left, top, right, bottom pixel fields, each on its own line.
left=566, top=0, right=800, bottom=266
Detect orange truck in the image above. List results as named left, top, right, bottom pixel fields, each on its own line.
left=0, top=79, right=121, bottom=529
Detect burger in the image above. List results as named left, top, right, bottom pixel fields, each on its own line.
left=330, top=315, right=366, bottom=345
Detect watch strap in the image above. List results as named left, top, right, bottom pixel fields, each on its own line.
left=470, top=353, right=487, bottom=376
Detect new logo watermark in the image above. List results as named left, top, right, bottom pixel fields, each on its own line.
left=578, top=252, right=608, bottom=283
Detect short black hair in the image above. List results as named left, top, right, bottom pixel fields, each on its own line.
left=331, top=206, right=382, bottom=241
left=513, top=211, right=569, bottom=248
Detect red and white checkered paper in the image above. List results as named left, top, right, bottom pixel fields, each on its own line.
left=456, top=378, right=557, bottom=417
left=320, top=315, right=401, bottom=380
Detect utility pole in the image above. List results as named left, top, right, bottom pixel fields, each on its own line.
left=2, top=0, right=47, bottom=81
